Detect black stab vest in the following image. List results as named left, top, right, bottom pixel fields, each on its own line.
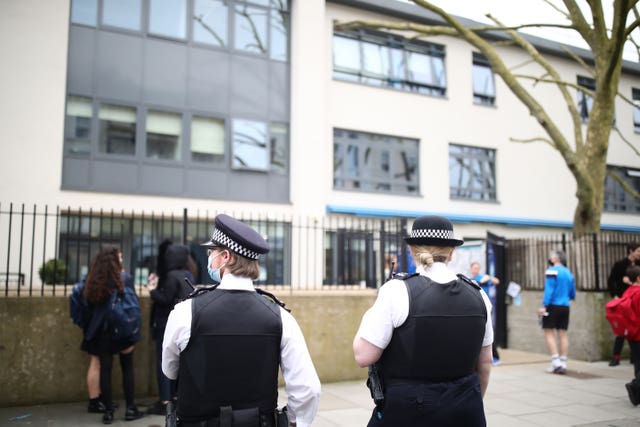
left=379, top=275, right=487, bottom=383
left=177, top=290, right=282, bottom=423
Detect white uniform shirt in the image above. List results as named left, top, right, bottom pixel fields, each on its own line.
left=162, top=273, right=321, bottom=427
left=356, top=263, right=494, bottom=350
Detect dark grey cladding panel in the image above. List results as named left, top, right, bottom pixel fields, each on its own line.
left=140, top=163, right=184, bottom=195
left=185, top=168, right=229, bottom=199
left=269, top=61, right=289, bottom=121
left=228, top=170, right=271, bottom=201
left=61, top=157, right=91, bottom=189
left=142, top=40, right=188, bottom=108
left=91, top=160, right=139, bottom=192
left=67, top=27, right=95, bottom=95
left=267, top=174, right=289, bottom=201
left=230, top=55, right=269, bottom=118
left=95, top=32, right=143, bottom=102
left=187, top=48, right=230, bottom=114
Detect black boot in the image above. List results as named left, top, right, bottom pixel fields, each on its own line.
left=102, top=410, right=114, bottom=424
left=625, top=382, right=639, bottom=406
left=125, top=406, right=145, bottom=421
left=88, top=398, right=107, bottom=413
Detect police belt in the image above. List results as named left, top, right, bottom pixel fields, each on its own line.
left=178, top=410, right=276, bottom=427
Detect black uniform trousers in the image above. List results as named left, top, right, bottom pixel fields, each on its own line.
left=367, top=373, right=485, bottom=427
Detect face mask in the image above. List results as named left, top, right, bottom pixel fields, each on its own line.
left=207, top=251, right=226, bottom=283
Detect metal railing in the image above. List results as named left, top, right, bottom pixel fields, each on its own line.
left=1, top=203, right=638, bottom=297
left=0, top=203, right=408, bottom=296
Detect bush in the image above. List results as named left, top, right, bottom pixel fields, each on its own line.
left=38, top=259, right=68, bottom=285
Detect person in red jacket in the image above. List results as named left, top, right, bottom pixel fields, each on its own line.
left=624, top=265, right=640, bottom=406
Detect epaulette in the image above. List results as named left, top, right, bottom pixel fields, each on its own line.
left=256, top=288, right=291, bottom=313
left=391, top=272, right=420, bottom=281
left=457, top=274, right=481, bottom=290
left=186, top=284, right=219, bottom=300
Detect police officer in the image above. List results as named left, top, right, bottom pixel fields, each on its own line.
left=353, top=215, right=493, bottom=427
left=162, top=214, right=321, bottom=427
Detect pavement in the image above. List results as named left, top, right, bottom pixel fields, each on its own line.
left=1, top=349, right=639, bottom=427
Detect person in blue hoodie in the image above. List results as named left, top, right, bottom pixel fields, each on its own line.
left=537, top=249, right=576, bottom=374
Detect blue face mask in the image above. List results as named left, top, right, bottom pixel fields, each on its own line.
left=207, top=251, right=226, bottom=284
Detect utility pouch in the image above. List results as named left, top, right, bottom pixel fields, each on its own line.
left=276, top=406, right=289, bottom=427
left=229, top=407, right=259, bottom=427
left=165, top=399, right=177, bottom=427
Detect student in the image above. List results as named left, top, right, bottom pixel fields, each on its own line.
left=622, top=265, right=640, bottom=406
left=470, top=261, right=501, bottom=365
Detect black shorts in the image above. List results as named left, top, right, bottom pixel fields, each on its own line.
left=542, top=305, right=570, bottom=330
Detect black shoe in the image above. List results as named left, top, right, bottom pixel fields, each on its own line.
left=102, top=410, right=114, bottom=424
left=88, top=399, right=107, bottom=413
left=609, top=358, right=620, bottom=366
left=146, top=400, right=167, bottom=415
left=626, top=382, right=640, bottom=406
left=125, top=406, right=145, bottom=421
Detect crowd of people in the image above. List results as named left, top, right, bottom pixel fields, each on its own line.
left=71, top=214, right=640, bottom=425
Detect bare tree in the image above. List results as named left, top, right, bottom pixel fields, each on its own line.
left=336, top=0, right=640, bottom=234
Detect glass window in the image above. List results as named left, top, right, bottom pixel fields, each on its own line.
left=333, top=128, right=419, bottom=195
left=234, top=4, right=268, bottom=54
left=193, top=0, right=228, bottom=47
left=98, top=104, right=136, bottom=155
left=232, top=119, right=269, bottom=171
left=270, top=122, right=288, bottom=174
left=472, top=53, right=495, bottom=106
left=270, top=0, right=288, bottom=11
left=361, top=40, right=389, bottom=85
left=71, top=0, right=98, bottom=26
left=65, top=96, right=93, bottom=155
left=333, top=36, right=361, bottom=81
left=149, top=0, right=187, bottom=39
left=449, top=144, right=497, bottom=201
left=333, top=30, right=446, bottom=96
left=577, top=75, right=595, bottom=123
left=102, top=0, right=141, bottom=31
left=270, top=8, right=289, bottom=61
left=191, top=116, right=225, bottom=163
left=632, top=88, right=640, bottom=133
left=146, top=111, right=182, bottom=160
left=604, top=165, right=640, bottom=213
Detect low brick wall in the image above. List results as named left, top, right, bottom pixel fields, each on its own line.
left=0, top=292, right=376, bottom=407
left=506, top=290, right=620, bottom=362
left=0, top=289, right=620, bottom=407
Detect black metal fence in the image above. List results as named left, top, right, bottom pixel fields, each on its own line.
left=1, top=203, right=638, bottom=297
left=506, top=232, right=639, bottom=292
left=0, top=203, right=409, bottom=296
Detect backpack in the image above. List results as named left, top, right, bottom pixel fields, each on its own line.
left=105, top=286, right=142, bottom=342
left=605, top=287, right=640, bottom=340
left=69, top=281, right=90, bottom=328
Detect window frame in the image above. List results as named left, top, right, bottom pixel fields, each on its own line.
left=577, top=75, right=595, bottom=124
left=604, top=165, right=640, bottom=213
left=333, top=29, right=447, bottom=97
left=472, top=52, right=496, bottom=106
left=448, top=143, right=498, bottom=202
left=333, top=128, right=420, bottom=195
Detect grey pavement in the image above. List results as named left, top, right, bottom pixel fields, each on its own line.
left=1, top=349, right=639, bottom=426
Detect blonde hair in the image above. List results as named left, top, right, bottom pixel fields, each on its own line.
left=409, top=245, right=454, bottom=270
left=225, top=252, right=261, bottom=280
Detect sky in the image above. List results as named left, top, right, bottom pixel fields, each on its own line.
left=402, top=0, right=639, bottom=61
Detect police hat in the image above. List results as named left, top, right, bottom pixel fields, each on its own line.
left=201, top=214, right=270, bottom=259
left=404, top=215, right=464, bottom=247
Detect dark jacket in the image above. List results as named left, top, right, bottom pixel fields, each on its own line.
left=149, top=244, right=194, bottom=337
left=608, top=257, right=633, bottom=298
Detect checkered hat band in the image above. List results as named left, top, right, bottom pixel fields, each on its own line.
left=212, top=228, right=260, bottom=259
left=410, top=228, right=454, bottom=240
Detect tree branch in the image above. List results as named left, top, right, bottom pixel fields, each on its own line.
left=608, top=170, right=640, bottom=199
left=510, top=136, right=557, bottom=148
left=612, top=126, right=640, bottom=156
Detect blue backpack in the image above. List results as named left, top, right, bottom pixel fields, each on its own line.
left=69, top=281, right=90, bottom=328
left=106, top=286, right=142, bottom=342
